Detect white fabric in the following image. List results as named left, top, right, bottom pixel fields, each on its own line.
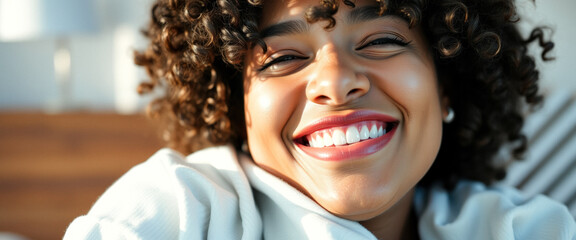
left=414, top=182, right=576, bottom=240
left=64, top=146, right=261, bottom=240
left=64, top=146, right=576, bottom=240
left=240, top=152, right=376, bottom=240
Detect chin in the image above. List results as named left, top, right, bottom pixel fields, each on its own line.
left=308, top=181, right=398, bottom=220
left=322, top=196, right=397, bottom=221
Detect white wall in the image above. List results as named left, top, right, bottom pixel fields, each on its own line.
left=0, top=0, right=153, bottom=113
left=0, top=0, right=574, bottom=113
left=517, top=0, right=576, bottom=94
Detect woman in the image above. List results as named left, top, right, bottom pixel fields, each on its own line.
left=65, top=0, right=575, bottom=239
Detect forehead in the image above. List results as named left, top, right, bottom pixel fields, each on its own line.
left=259, top=0, right=380, bottom=29
left=259, top=0, right=308, bottom=28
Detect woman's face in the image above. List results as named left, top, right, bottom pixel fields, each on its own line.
left=243, top=0, right=445, bottom=221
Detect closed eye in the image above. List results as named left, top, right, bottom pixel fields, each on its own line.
left=258, top=55, right=310, bottom=72
left=355, top=37, right=410, bottom=51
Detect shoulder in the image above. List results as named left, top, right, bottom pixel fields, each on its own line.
left=414, top=181, right=576, bottom=240
left=65, top=146, right=260, bottom=239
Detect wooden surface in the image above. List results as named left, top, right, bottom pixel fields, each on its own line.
left=0, top=112, right=163, bottom=240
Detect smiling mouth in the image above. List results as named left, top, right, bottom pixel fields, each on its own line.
left=295, top=121, right=398, bottom=148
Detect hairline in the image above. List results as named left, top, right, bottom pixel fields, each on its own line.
left=259, top=5, right=388, bottom=39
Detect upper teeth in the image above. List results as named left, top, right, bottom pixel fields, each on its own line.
left=306, top=121, right=386, bottom=148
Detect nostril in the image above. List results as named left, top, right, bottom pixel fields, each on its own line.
left=314, top=95, right=331, bottom=104
left=348, top=88, right=367, bottom=98
left=348, top=89, right=360, bottom=95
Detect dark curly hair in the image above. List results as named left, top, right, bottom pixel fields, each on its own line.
left=134, top=0, right=554, bottom=188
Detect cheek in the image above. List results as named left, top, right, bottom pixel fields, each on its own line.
left=243, top=79, right=305, bottom=176
left=244, top=84, right=279, bottom=168
left=244, top=84, right=277, bottom=135
left=398, top=61, right=443, bottom=175
left=368, top=54, right=442, bottom=127
left=386, top=57, right=439, bottom=105
left=243, top=80, right=299, bottom=142
left=371, top=55, right=443, bottom=163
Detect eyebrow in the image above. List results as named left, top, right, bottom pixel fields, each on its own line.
left=259, top=5, right=385, bottom=39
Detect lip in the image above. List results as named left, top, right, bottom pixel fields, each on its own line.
left=293, top=110, right=399, bottom=161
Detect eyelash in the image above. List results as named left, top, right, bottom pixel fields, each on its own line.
left=355, top=37, right=410, bottom=51
left=258, top=37, right=409, bottom=72
left=258, top=55, right=309, bottom=72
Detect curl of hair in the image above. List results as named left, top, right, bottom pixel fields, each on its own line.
left=135, top=0, right=260, bottom=153
left=136, top=0, right=553, bottom=187
left=418, top=0, right=553, bottom=187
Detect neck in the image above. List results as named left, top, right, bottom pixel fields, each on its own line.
left=359, top=190, right=419, bottom=240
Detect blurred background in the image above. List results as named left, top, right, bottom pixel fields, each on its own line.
left=0, top=0, right=574, bottom=239
left=0, top=0, right=154, bottom=113
left=0, top=0, right=162, bottom=239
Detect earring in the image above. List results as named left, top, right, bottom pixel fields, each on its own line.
left=241, top=141, right=249, bottom=153
left=444, top=107, right=455, bottom=123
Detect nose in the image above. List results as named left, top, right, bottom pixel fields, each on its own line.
left=306, top=46, right=370, bottom=106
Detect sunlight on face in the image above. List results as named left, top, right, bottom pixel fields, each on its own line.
left=243, top=0, right=444, bottom=221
